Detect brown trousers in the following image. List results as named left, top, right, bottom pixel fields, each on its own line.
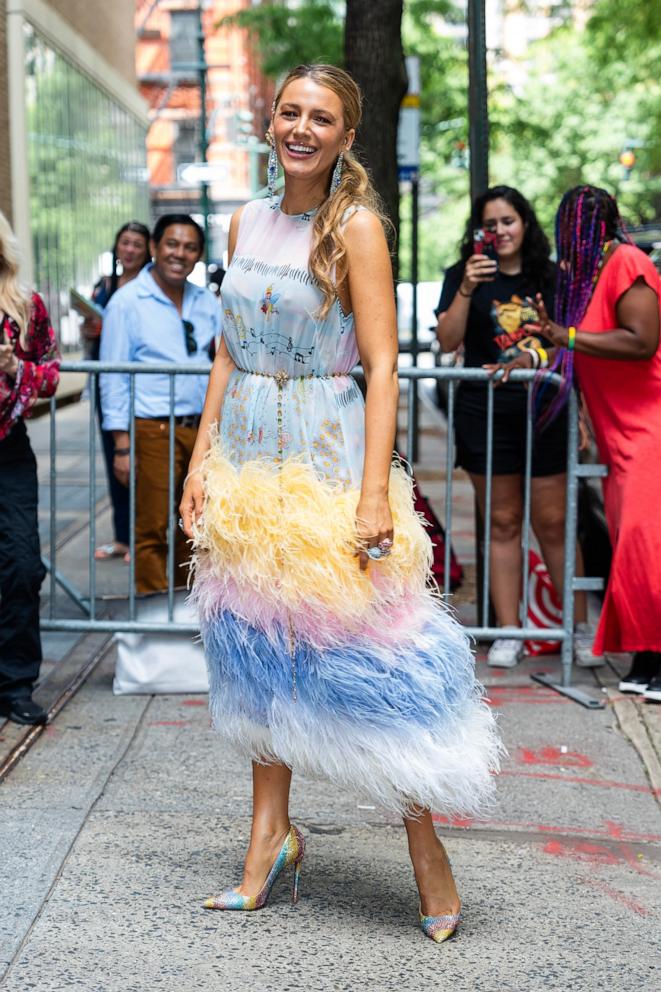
left=134, top=418, right=197, bottom=595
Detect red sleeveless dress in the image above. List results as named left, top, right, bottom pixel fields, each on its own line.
left=575, top=245, right=661, bottom=654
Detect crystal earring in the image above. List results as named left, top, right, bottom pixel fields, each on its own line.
left=267, top=138, right=278, bottom=202
left=330, top=152, right=344, bottom=196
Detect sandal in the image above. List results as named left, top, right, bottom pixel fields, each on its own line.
left=94, top=543, right=130, bottom=561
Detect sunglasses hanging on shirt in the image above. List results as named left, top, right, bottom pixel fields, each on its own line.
left=182, top=319, right=197, bottom=355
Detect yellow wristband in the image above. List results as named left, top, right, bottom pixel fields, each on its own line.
left=567, top=326, right=576, bottom=351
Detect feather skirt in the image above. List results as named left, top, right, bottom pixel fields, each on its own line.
left=191, top=447, right=502, bottom=815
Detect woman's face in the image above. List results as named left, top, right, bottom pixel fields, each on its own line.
left=482, top=198, right=526, bottom=261
left=272, top=77, right=354, bottom=187
left=116, top=231, right=148, bottom=273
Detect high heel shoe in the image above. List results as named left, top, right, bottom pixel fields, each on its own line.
left=419, top=905, right=461, bottom=943
left=203, top=825, right=305, bottom=911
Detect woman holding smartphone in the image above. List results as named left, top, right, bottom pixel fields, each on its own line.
left=436, top=186, right=596, bottom=668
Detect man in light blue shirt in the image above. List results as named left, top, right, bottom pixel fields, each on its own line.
left=100, top=214, right=220, bottom=593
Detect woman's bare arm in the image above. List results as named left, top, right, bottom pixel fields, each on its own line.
left=436, top=255, right=497, bottom=352
left=537, top=280, right=660, bottom=361
left=344, top=210, right=399, bottom=569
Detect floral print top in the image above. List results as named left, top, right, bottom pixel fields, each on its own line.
left=0, top=292, right=60, bottom=441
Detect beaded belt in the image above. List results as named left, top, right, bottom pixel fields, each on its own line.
left=234, top=367, right=349, bottom=384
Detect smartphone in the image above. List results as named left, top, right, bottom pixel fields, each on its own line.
left=473, top=228, right=499, bottom=267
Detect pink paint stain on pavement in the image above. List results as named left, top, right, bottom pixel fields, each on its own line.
left=431, top=813, right=661, bottom=846
left=517, top=746, right=593, bottom=768
left=579, top=876, right=652, bottom=917
left=496, top=767, right=661, bottom=796
left=485, top=686, right=569, bottom=706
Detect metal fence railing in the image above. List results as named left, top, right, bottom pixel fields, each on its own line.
left=41, top=361, right=607, bottom=708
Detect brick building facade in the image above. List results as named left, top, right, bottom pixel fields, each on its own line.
left=137, top=0, right=274, bottom=262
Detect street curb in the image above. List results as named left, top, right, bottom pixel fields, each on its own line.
left=604, top=687, right=661, bottom=807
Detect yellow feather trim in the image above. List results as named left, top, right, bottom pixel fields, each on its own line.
left=192, top=447, right=433, bottom=625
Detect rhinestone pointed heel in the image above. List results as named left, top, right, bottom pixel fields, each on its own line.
left=419, top=907, right=461, bottom=943
left=203, top=825, right=305, bottom=911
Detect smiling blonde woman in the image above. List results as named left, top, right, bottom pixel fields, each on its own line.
left=180, top=64, right=502, bottom=944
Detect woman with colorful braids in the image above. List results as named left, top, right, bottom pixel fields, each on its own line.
left=497, top=186, right=661, bottom=699
left=180, top=64, right=502, bottom=942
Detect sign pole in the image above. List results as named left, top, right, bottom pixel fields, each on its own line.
left=397, top=56, right=421, bottom=462
left=467, top=0, right=489, bottom=200
left=197, top=1, right=210, bottom=273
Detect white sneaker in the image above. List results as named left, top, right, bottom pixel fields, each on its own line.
left=487, top=638, right=524, bottom=668
left=573, top=622, right=606, bottom=668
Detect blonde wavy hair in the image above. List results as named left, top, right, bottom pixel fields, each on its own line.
left=0, top=211, right=31, bottom=349
left=272, top=64, right=387, bottom=318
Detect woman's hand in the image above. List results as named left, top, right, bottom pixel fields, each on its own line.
left=460, top=253, right=498, bottom=296
left=355, top=492, right=394, bottom=572
left=179, top=469, right=205, bottom=539
left=0, top=344, right=19, bottom=378
left=483, top=351, right=534, bottom=385
left=535, top=294, right=568, bottom=347
left=81, top=317, right=102, bottom=341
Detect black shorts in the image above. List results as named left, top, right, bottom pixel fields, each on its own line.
left=454, top=386, right=569, bottom=478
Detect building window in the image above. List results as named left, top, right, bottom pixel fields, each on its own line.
left=170, top=10, right=198, bottom=73
left=174, top=120, right=199, bottom=174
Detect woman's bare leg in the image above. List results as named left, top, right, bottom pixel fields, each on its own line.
left=234, top=760, right=292, bottom=897
left=470, top=472, right=523, bottom=627
left=404, top=810, right=461, bottom=916
left=531, top=474, right=587, bottom=623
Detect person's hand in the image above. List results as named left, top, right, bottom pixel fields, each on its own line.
left=355, top=492, right=394, bottom=572
left=81, top=317, right=102, bottom=341
left=113, top=452, right=133, bottom=487
left=0, top=344, right=19, bottom=378
left=483, top=351, right=534, bottom=385
left=460, top=253, right=498, bottom=296
left=179, top=469, right=205, bottom=539
left=535, top=293, right=568, bottom=347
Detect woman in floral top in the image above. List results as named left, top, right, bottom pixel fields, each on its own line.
left=0, top=211, right=60, bottom=726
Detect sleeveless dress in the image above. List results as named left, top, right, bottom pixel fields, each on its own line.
left=575, top=245, right=661, bottom=654
left=192, top=197, right=501, bottom=814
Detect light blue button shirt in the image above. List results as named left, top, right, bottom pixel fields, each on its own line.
left=99, top=264, right=220, bottom=430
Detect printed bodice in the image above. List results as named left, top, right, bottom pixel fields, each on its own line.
left=218, top=197, right=365, bottom=487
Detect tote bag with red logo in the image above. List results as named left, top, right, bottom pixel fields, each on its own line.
left=525, top=549, right=562, bottom=656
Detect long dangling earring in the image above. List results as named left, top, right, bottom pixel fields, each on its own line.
left=267, top=134, right=278, bottom=202
left=330, top=152, right=344, bottom=196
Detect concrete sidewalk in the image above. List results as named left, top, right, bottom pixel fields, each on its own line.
left=1, top=389, right=659, bottom=991
left=0, top=646, right=659, bottom=991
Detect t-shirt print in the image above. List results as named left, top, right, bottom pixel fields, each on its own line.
left=491, top=294, right=544, bottom=363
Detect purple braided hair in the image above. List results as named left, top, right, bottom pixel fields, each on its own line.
left=534, top=185, right=631, bottom=429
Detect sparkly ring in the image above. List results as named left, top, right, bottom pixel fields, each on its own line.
left=178, top=518, right=185, bottom=532
left=378, top=538, right=393, bottom=553
left=366, top=546, right=384, bottom=561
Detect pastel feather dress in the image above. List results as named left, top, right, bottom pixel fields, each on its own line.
left=192, top=197, right=502, bottom=814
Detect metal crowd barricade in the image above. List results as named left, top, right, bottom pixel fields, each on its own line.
left=41, top=361, right=607, bottom=708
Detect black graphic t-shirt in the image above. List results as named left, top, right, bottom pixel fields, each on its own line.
left=436, top=261, right=556, bottom=410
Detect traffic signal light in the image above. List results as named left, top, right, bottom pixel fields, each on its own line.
left=619, top=148, right=635, bottom=180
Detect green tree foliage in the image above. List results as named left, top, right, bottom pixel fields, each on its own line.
left=489, top=20, right=661, bottom=236
left=218, top=1, right=344, bottom=77
left=218, top=1, right=660, bottom=282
